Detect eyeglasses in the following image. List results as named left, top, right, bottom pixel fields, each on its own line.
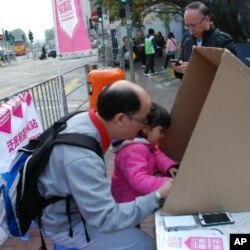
left=185, top=16, right=206, bottom=29
left=126, top=114, right=148, bottom=125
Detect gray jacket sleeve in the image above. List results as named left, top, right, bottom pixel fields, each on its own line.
left=66, top=148, right=159, bottom=232
left=40, top=145, right=159, bottom=233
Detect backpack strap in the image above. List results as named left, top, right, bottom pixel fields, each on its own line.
left=40, top=133, right=103, bottom=209
left=52, top=111, right=84, bottom=132
left=170, top=38, right=176, bottom=46
left=37, top=216, right=48, bottom=250
left=66, top=197, right=73, bottom=238
left=53, top=133, right=103, bottom=158
left=37, top=111, right=85, bottom=142
left=51, top=133, right=102, bottom=244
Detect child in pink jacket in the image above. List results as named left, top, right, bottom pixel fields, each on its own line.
left=111, top=102, right=178, bottom=203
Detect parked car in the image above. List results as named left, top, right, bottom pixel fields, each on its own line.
left=47, top=44, right=57, bottom=58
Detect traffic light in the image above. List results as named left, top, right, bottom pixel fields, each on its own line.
left=5, top=30, right=10, bottom=41
left=119, top=0, right=129, bottom=4
left=28, top=30, right=34, bottom=43
left=119, top=8, right=126, bottom=18
left=97, top=7, right=102, bottom=22
left=9, top=33, right=15, bottom=45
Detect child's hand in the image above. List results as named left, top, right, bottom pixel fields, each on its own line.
left=168, top=167, right=178, bottom=178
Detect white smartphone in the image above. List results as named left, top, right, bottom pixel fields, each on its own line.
left=198, top=212, right=235, bottom=226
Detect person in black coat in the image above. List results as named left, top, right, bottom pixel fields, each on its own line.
left=156, top=31, right=165, bottom=58
left=173, top=1, right=236, bottom=79
left=39, top=45, right=47, bottom=60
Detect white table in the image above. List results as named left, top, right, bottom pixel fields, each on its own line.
left=155, top=211, right=250, bottom=250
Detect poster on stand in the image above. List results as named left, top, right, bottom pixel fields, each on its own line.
left=53, top=0, right=91, bottom=55
left=0, top=91, right=43, bottom=173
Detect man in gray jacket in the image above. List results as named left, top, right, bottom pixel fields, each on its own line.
left=38, top=80, right=173, bottom=250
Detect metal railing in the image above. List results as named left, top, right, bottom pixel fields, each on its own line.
left=0, top=75, right=68, bottom=130
left=0, top=65, right=92, bottom=130
left=61, top=65, right=91, bottom=113
left=31, top=76, right=67, bottom=129
left=0, top=45, right=123, bottom=130
left=97, top=45, right=123, bottom=68
left=0, top=51, right=17, bottom=66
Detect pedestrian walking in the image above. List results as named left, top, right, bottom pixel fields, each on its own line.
left=135, top=31, right=146, bottom=67
left=144, top=28, right=157, bottom=76
left=164, top=32, right=177, bottom=69
left=156, top=31, right=166, bottom=58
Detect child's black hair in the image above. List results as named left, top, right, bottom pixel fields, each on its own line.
left=147, top=102, right=171, bottom=129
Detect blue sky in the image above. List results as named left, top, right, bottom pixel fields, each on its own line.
left=0, top=0, right=54, bottom=41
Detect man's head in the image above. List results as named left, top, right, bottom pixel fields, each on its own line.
left=184, top=1, right=211, bottom=38
left=123, top=36, right=128, bottom=45
left=97, top=80, right=151, bottom=140
left=148, top=29, right=155, bottom=35
left=137, top=31, right=144, bottom=38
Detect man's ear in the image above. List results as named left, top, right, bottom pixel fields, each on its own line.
left=114, top=113, right=126, bottom=126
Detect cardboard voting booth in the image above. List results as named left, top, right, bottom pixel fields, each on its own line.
left=160, top=47, right=250, bottom=215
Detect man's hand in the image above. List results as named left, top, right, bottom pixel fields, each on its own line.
left=172, top=61, right=189, bottom=74
left=157, top=179, right=174, bottom=199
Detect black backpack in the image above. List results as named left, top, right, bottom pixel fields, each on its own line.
left=0, top=111, right=103, bottom=249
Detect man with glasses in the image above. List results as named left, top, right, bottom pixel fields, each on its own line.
left=173, top=1, right=236, bottom=79
left=38, top=80, right=173, bottom=250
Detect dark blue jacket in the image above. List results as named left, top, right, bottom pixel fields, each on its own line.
left=175, top=27, right=236, bottom=79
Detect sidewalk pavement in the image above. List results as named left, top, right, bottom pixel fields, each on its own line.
left=133, top=57, right=181, bottom=112
left=0, top=57, right=181, bottom=250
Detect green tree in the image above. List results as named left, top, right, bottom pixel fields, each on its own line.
left=45, top=29, right=55, bottom=44
left=100, top=0, right=248, bottom=42
left=203, top=0, right=242, bottom=42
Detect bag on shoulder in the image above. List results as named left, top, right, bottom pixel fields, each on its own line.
left=0, top=111, right=103, bottom=246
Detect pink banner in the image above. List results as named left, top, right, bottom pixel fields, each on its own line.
left=54, top=0, right=91, bottom=54
left=0, top=91, right=43, bottom=173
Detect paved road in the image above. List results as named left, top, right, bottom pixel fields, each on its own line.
left=0, top=54, right=98, bottom=100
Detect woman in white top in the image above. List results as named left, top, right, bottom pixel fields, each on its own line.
left=164, top=32, right=177, bottom=69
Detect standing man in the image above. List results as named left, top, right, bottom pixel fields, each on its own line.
left=135, top=31, right=146, bottom=67
left=121, top=36, right=130, bottom=68
left=144, top=28, right=157, bottom=77
left=173, top=1, right=236, bottom=79
left=38, top=80, right=173, bottom=250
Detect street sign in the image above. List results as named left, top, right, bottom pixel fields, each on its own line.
left=91, top=11, right=98, bottom=23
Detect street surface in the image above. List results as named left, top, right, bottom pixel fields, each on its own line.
left=0, top=54, right=98, bottom=100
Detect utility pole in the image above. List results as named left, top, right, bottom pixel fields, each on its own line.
left=97, top=6, right=106, bottom=65
left=125, top=4, right=135, bottom=82
left=28, top=30, right=34, bottom=59
left=2, top=29, right=10, bottom=65
left=100, top=16, right=106, bottom=65
left=2, top=28, right=7, bottom=53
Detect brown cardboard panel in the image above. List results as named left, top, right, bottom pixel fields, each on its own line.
left=161, top=47, right=250, bottom=214
left=160, top=48, right=220, bottom=161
